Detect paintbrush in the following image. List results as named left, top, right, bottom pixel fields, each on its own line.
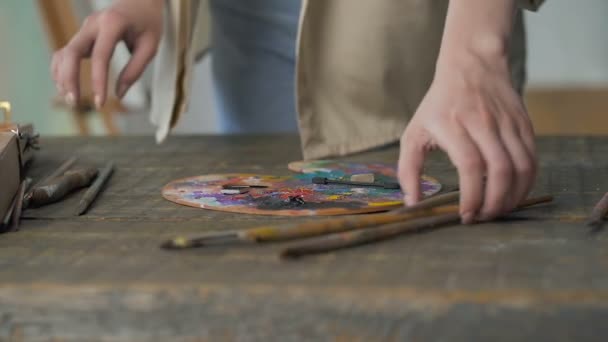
left=281, top=195, right=554, bottom=259
left=312, top=177, right=401, bottom=189
left=588, top=192, right=608, bottom=234
left=75, top=161, right=115, bottom=216
left=161, top=191, right=461, bottom=250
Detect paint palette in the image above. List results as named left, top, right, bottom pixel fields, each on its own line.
left=162, top=162, right=441, bottom=216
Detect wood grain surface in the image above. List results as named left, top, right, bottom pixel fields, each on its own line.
left=1, top=135, right=607, bottom=341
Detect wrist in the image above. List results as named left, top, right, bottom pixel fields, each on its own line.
left=441, top=31, right=509, bottom=61
left=436, top=0, right=515, bottom=78
left=436, top=34, right=510, bottom=78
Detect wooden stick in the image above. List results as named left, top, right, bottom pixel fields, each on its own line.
left=162, top=191, right=460, bottom=249
left=75, top=162, right=115, bottom=216
left=588, top=192, right=608, bottom=233
left=280, top=195, right=554, bottom=259
left=10, top=178, right=32, bottom=231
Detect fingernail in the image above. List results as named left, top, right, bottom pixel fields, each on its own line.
left=94, top=95, right=102, bottom=109
left=461, top=212, right=475, bottom=224
left=65, top=92, right=76, bottom=107
left=117, top=83, right=128, bottom=98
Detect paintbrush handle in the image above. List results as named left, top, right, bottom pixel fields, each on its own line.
left=27, top=168, right=98, bottom=208
left=160, top=190, right=461, bottom=249
left=587, top=192, right=608, bottom=231
left=241, top=190, right=460, bottom=242
left=281, top=195, right=554, bottom=259
left=281, top=213, right=461, bottom=259
left=244, top=205, right=460, bottom=242
left=75, top=161, right=115, bottom=216
left=312, top=177, right=401, bottom=189
left=394, top=191, right=460, bottom=214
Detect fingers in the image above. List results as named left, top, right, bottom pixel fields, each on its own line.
left=516, top=108, right=537, bottom=160
left=518, top=114, right=539, bottom=200
left=52, top=14, right=98, bottom=106
left=434, top=124, right=485, bottom=224
left=463, top=117, right=514, bottom=221
left=58, top=50, right=82, bottom=107
left=505, top=107, right=538, bottom=209
left=398, top=128, right=427, bottom=206
left=91, top=14, right=128, bottom=108
left=115, top=34, right=158, bottom=99
left=497, top=121, right=535, bottom=211
left=401, top=98, right=537, bottom=224
left=52, top=10, right=130, bottom=109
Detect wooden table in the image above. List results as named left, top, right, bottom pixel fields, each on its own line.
left=1, top=136, right=607, bottom=341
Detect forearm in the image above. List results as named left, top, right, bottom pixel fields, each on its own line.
left=437, top=0, right=517, bottom=73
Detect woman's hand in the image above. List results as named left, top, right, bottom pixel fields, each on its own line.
left=398, top=56, right=537, bottom=224
left=398, top=0, right=537, bottom=224
left=51, top=0, right=164, bottom=108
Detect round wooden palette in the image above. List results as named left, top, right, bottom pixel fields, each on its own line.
left=162, top=167, right=442, bottom=216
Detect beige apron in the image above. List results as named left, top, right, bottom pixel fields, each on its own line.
left=151, top=0, right=544, bottom=159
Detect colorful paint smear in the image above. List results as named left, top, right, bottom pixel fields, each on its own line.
left=288, top=160, right=401, bottom=185
left=288, top=160, right=442, bottom=194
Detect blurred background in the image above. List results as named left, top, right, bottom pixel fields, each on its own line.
left=0, top=0, right=606, bottom=137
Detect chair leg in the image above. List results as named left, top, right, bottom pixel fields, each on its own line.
left=99, top=108, right=119, bottom=135
left=73, top=110, right=90, bottom=136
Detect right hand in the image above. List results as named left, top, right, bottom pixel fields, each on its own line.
left=398, top=52, right=537, bottom=224
left=51, top=0, right=164, bottom=108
